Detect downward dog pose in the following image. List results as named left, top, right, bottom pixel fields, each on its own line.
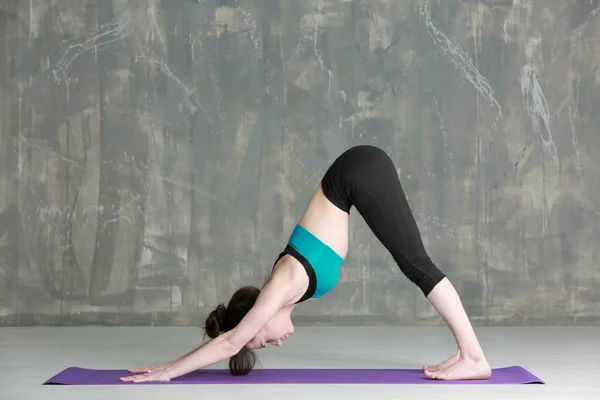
left=122, top=145, right=491, bottom=383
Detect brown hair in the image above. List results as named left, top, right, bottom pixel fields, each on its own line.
left=204, top=286, right=261, bottom=375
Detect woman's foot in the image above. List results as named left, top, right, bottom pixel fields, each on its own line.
left=424, top=355, right=492, bottom=380
left=423, top=278, right=491, bottom=380
left=423, top=350, right=460, bottom=372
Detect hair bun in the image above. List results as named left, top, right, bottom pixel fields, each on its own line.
left=205, top=304, right=227, bottom=338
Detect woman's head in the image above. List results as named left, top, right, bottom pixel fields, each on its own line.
left=204, top=285, right=295, bottom=375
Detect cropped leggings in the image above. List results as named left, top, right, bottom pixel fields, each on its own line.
left=321, top=145, right=446, bottom=296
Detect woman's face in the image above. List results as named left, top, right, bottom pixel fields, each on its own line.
left=246, top=307, right=295, bottom=349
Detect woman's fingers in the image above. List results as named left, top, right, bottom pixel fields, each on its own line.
left=120, top=371, right=170, bottom=383
left=128, top=364, right=163, bottom=373
left=127, top=368, right=149, bottom=373
left=121, top=373, right=149, bottom=382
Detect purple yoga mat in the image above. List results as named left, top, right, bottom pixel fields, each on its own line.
left=43, top=366, right=544, bottom=385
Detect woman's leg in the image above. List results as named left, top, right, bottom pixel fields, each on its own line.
left=422, top=279, right=490, bottom=380
left=328, top=145, right=491, bottom=380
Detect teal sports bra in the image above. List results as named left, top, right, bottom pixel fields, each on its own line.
left=272, top=224, right=345, bottom=302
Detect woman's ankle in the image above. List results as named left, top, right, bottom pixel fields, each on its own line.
left=457, top=347, right=485, bottom=363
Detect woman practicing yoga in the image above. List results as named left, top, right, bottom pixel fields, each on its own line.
left=122, top=145, right=492, bottom=383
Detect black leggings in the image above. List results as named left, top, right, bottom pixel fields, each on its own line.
left=321, top=145, right=446, bottom=296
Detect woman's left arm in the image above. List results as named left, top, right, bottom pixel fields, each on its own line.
left=126, top=341, right=210, bottom=376
left=121, top=273, right=296, bottom=382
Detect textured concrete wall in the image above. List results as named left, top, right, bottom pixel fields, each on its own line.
left=1, top=0, right=599, bottom=326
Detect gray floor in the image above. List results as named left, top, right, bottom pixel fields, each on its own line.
left=2, top=326, right=598, bottom=400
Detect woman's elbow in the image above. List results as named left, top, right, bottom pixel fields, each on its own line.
left=220, top=332, right=246, bottom=356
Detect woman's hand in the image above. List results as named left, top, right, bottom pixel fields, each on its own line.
left=120, top=368, right=173, bottom=383
left=127, top=363, right=170, bottom=374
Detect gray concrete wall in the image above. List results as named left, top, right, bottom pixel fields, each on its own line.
left=1, top=0, right=599, bottom=326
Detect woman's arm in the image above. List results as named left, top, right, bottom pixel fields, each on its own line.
left=165, top=276, right=295, bottom=378
left=127, top=341, right=211, bottom=374
left=122, top=271, right=298, bottom=382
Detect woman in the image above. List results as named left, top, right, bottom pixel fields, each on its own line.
left=122, top=145, right=492, bottom=383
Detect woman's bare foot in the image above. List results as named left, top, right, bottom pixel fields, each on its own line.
left=424, top=356, right=492, bottom=381
left=423, top=279, right=492, bottom=380
left=423, top=350, right=460, bottom=372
